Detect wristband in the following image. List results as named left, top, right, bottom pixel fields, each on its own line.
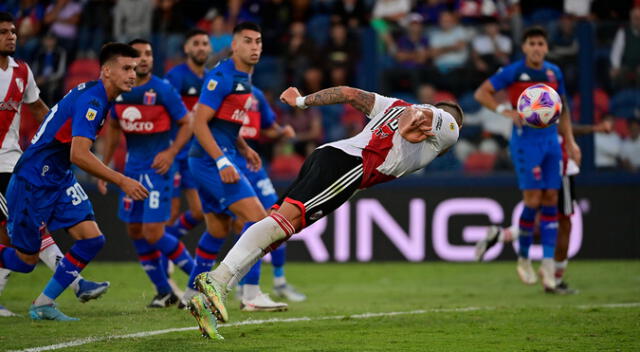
left=495, top=104, right=509, bottom=114
left=295, top=96, right=308, bottom=109
left=215, top=155, right=232, bottom=171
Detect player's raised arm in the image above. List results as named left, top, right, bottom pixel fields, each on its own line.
left=280, top=86, right=375, bottom=116
left=71, top=136, right=148, bottom=200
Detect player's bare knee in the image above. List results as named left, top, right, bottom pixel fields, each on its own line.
left=143, top=223, right=166, bottom=244
left=17, top=251, right=39, bottom=266
left=127, top=223, right=144, bottom=239
left=541, top=190, right=558, bottom=206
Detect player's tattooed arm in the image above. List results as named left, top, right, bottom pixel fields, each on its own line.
left=280, top=86, right=375, bottom=115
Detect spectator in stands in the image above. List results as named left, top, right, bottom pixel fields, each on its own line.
left=32, top=32, right=66, bottom=105
left=152, top=0, right=187, bottom=65
left=371, top=0, right=411, bottom=54
left=610, top=7, right=640, bottom=89
left=284, top=21, right=319, bottom=87
left=113, top=0, right=153, bottom=43
left=429, top=10, right=470, bottom=95
left=207, top=14, right=232, bottom=65
left=77, top=0, right=114, bottom=58
left=471, top=17, right=512, bottom=82
left=4, top=0, right=46, bottom=61
left=413, top=0, right=450, bottom=25
left=621, top=119, right=640, bottom=172
left=594, top=114, right=623, bottom=169
left=322, top=22, right=359, bottom=84
left=548, top=14, right=579, bottom=94
left=331, top=0, right=370, bottom=29
left=43, top=0, right=82, bottom=56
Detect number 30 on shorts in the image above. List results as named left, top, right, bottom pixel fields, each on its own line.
left=66, top=182, right=89, bottom=206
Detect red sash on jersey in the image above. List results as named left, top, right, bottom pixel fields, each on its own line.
left=214, top=93, right=252, bottom=125
left=114, top=104, right=172, bottom=134
left=0, top=60, right=28, bottom=146
left=182, top=96, right=198, bottom=111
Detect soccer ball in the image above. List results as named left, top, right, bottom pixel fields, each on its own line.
left=516, top=84, right=562, bottom=128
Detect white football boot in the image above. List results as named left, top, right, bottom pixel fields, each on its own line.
left=538, top=258, right=557, bottom=292
left=241, top=292, right=288, bottom=312
left=517, top=257, right=538, bottom=285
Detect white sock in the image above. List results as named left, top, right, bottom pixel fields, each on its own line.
left=0, top=268, right=11, bottom=295
left=554, top=259, right=568, bottom=284
left=242, top=284, right=260, bottom=301
left=39, top=238, right=83, bottom=293
left=212, top=214, right=295, bottom=292
left=273, top=276, right=286, bottom=287
left=33, top=293, right=55, bottom=306
left=183, top=287, right=199, bottom=301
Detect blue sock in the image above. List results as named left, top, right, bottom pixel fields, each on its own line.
left=0, top=245, right=36, bottom=273
left=237, top=222, right=261, bottom=286
left=187, top=232, right=225, bottom=289
left=518, top=206, right=537, bottom=258
left=133, top=239, right=172, bottom=295
left=166, top=211, right=201, bottom=239
left=271, top=244, right=286, bottom=278
left=43, top=235, right=105, bottom=300
left=540, top=205, right=558, bottom=259
left=155, top=233, right=194, bottom=275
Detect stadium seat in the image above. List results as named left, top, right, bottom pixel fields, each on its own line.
left=463, top=152, right=497, bottom=173
left=610, top=89, right=640, bottom=119
left=572, top=88, right=610, bottom=123
left=64, top=58, right=100, bottom=93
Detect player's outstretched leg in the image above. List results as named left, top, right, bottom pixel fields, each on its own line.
left=30, top=234, right=106, bottom=321
left=271, top=245, right=306, bottom=302
left=198, top=213, right=296, bottom=323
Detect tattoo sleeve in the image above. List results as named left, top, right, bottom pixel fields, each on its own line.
left=304, top=86, right=375, bottom=115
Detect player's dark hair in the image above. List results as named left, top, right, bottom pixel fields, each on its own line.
left=233, top=21, right=261, bottom=35
left=184, top=28, right=208, bottom=44
left=522, top=26, right=547, bottom=43
left=128, top=38, right=151, bottom=47
left=0, top=11, right=14, bottom=24
left=99, top=42, right=140, bottom=66
left=435, top=101, right=464, bottom=127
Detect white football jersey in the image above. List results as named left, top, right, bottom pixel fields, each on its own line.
left=320, top=94, right=459, bottom=188
left=0, top=56, right=40, bottom=173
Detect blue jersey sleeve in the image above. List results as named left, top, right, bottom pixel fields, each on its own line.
left=165, top=68, right=182, bottom=91
left=162, top=82, right=188, bottom=121
left=198, top=72, right=232, bottom=111
left=71, top=93, right=106, bottom=141
left=488, top=64, right=516, bottom=91
left=253, top=87, right=276, bottom=129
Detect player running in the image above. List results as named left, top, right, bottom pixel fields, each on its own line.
left=233, top=85, right=306, bottom=303
left=0, top=12, right=109, bottom=317
left=164, top=29, right=210, bottom=239
left=474, top=26, right=580, bottom=291
left=184, top=22, right=289, bottom=335
left=475, top=121, right=612, bottom=294
left=190, top=84, right=463, bottom=338
left=0, top=42, right=148, bottom=321
left=98, top=39, right=194, bottom=308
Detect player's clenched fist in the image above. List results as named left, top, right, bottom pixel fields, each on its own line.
left=119, top=177, right=149, bottom=200
left=280, top=87, right=302, bottom=107
left=220, top=165, right=240, bottom=184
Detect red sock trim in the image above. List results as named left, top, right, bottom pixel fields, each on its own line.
left=270, top=213, right=295, bottom=237
left=195, top=248, right=218, bottom=260
left=283, top=197, right=306, bottom=229
left=179, top=214, right=195, bottom=230
left=138, top=250, right=162, bottom=262
left=168, top=241, right=185, bottom=260
left=39, top=234, right=56, bottom=251
left=64, top=252, right=87, bottom=270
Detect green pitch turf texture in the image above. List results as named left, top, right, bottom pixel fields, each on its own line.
left=1, top=260, right=638, bottom=351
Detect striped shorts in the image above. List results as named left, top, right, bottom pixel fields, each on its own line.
left=0, top=173, right=11, bottom=224
left=276, top=146, right=363, bottom=228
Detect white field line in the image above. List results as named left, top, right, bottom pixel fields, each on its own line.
left=8, top=302, right=639, bottom=352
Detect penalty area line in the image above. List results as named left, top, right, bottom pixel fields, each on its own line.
left=9, top=303, right=639, bottom=352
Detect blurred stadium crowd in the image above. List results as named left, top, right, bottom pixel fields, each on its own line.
left=2, top=0, right=639, bottom=179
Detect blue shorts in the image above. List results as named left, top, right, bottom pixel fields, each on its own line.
left=118, top=168, right=174, bottom=223
left=172, top=157, right=197, bottom=198
left=510, top=136, right=562, bottom=190
left=188, top=155, right=256, bottom=214
left=233, top=154, right=278, bottom=209
left=6, top=175, right=95, bottom=254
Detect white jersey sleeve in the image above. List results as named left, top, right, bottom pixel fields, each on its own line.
left=367, top=93, right=398, bottom=119
left=377, top=106, right=459, bottom=177
left=24, top=65, right=40, bottom=104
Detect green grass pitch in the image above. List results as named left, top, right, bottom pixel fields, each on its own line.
left=1, top=260, right=638, bottom=351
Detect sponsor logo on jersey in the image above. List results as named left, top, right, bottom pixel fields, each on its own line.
left=143, top=90, right=157, bottom=105
left=0, top=100, right=20, bottom=111
left=188, top=87, right=197, bottom=95
left=207, top=79, right=218, bottom=91
left=120, top=106, right=154, bottom=132
left=86, top=108, right=97, bottom=121
left=41, top=165, right=49, bottom=176
left=235, top=83, right=245, bottom=91
left=309, top=210, right=324, bottom=221
left=519, top=73, right=531, bottom=81
left=15, top=78, right=24, bottom=93
left=116, top=95, right=123, bottom=102
left=435, top=116, right=442, bottom=131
